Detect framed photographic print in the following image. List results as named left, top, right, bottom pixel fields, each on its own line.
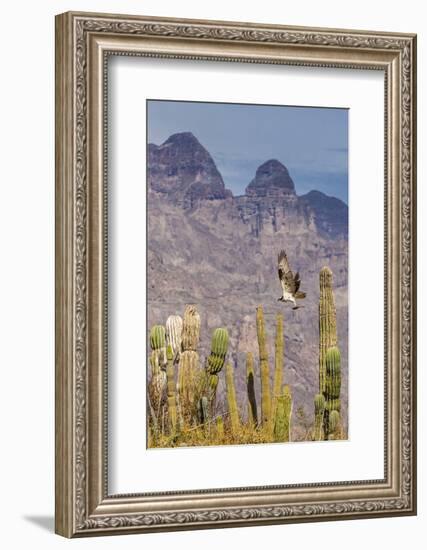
left=55, top=11, right=417, bottom=537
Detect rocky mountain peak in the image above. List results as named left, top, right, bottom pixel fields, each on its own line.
left=245, top=159, right=296, bottom=197
left=300, top=190, right=348, bottom=238
left=148, top=132, right=232, bottom=206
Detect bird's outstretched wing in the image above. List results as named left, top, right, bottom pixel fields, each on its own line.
left=278, top=250, right=297, bottom=294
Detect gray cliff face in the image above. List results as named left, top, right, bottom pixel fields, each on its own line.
left=147, top=132, right=348, bottom=435
left=300, top=189, right=348, bottom=239
left=246, top=159, right=296, bottom=197
left=148, top=132, right=232, bottom=208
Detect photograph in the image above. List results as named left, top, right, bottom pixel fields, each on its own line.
left=146, top=99, right=349, bottom=449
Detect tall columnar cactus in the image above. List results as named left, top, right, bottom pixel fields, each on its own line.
left=210, top=328, right=229, bottom=358
left=274, top=385, right=292, bottom=442
left=324, top=346, right=341, bottom=438
left=178, top=305, right=202, bottom=424
left=149, top=325, right=167, bottom=417
left=181, top=305, right=201, bottom=350
left=150, top=325, right=167, bottom=373
left=246, top=352, right=258, bottom=427
left=314, top=393, right=325, bottom=441
left=271, top=313, right=284, bottom=432
left=205, top=327, right=229, bottom=409
left=256, top=306, right=271, bottom=427
left=150, top=325, right=166, bottom=353
left=319, top=267, right=338, bottom=394
left=166, top=315, right=183, bottom=358
left=225, top=363, right=240, bottom=435
left=166, top=345, right=177, bottom=436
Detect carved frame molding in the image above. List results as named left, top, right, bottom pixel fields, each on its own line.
left=55, top=11, right=416, bottom=537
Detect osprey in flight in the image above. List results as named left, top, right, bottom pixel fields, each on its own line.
left=277, top=250, right=306, bottom=310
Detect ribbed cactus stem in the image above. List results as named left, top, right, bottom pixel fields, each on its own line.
left=211, top=328, right=229, bottom=357
left=206, top=327, right=229, bottom=412
left=274, top=385, right=292, bottom=442
left=150, top=325, right=166, bottom=351
left=256, top=306, right=271, bottom=427
left=166, top=315, right=183, bottom=358
left=314, top=393, right=325, bottom=441
left=271, top=313, right=284, bottom=432
left=177, top=305, right=202, bottom=424
left=319, top=267, right=337, bottom=394
left=149, top=348, right=166, bottom=419
left=178, top=350, right=200, bottom=423
left=246, top=352, right=258, bottom=427
left=166, top=345, right=177, bottom=435
left=324, top=346, right=341, bottom=438
left=182, top=305, right=201, bottom=351
left=328, top=410, right=340, bottom=439
left=225, top=363, right=240, bottom=434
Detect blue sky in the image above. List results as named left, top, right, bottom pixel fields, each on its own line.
left=147, top=100, right=348, bottom=203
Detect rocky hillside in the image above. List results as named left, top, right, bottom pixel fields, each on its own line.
left=147, top=132, right=348, bottom=435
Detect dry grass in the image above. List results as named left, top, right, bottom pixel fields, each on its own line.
left=147, top=413, right=347, bottom=449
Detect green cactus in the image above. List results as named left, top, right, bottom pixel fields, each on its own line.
left=314, top=393, right=325, bottom=441
left=225, top=363, right=240, bottom=434
left=150, top=325, right=166, bottom=351
left=211, top=328, right=229, bottom=356
left=197, top=396, right=209, bottom=427
left=206, top=354, right=224, bottom=374
left=206, top=328, right=229, bottom=375
left=323, top=346, right=341, bottom=438
left=246, top=352, right=258, bottom=427
left=166, top=345, right=177, bottom=435
left=256, top=306, right=271, bottom=427
left=271, top=313, right=284, bottom=433
left=328, top=410, right=340, bottom=439
left=274, top=385, right=292, bottom=442
left=149, top=325, right=167, bottom=409
left=319, top=267, right=337, bottom=394
left=205, top=327, right=229, bottom=412
left=166, top=315, right=183, bottom=358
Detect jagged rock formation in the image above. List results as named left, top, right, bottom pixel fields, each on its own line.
left=246, top=159, right=296, bottom=197
left=148, top=132, right=232, bottom=208
left=147, top=132, right=348, bottom=435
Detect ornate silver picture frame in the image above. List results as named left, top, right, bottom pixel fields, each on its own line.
left=55, top=11, right=417, bottom=537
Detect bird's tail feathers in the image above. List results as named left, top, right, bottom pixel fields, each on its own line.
left=295, top=291, right=306, bottom=299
